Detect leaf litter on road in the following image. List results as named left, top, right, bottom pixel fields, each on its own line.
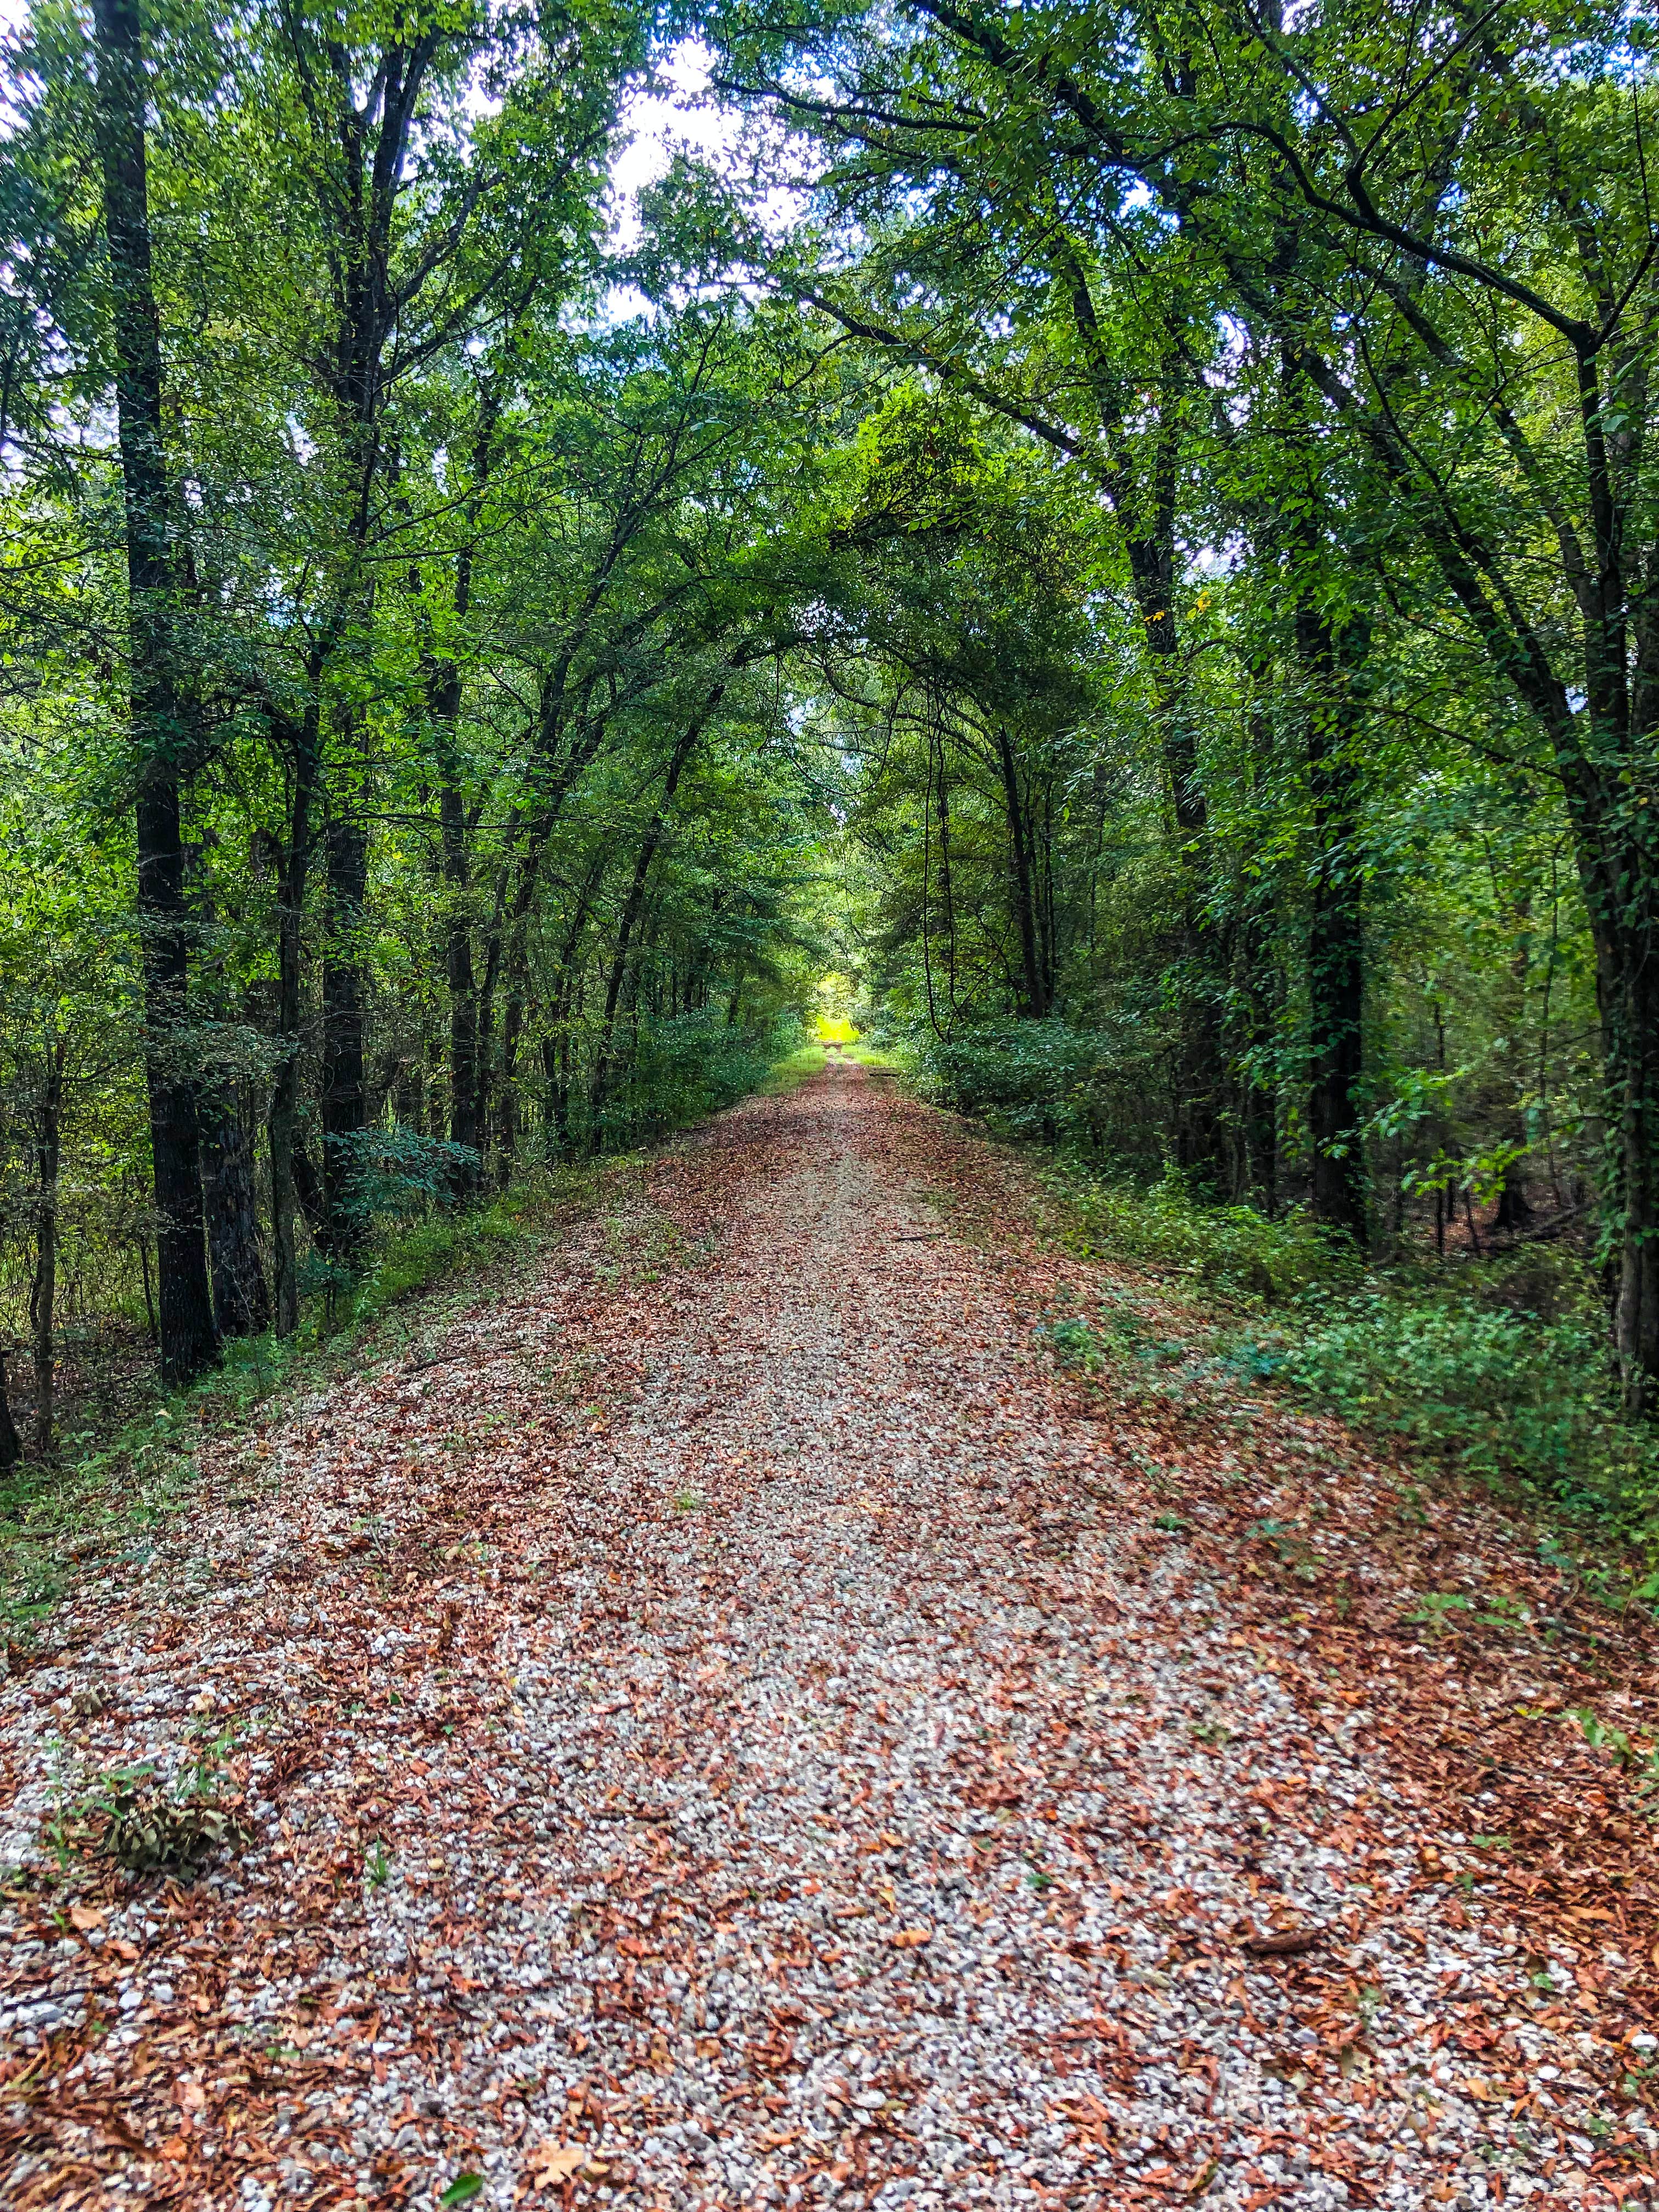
left=2, top=1061, right=1657, bottom=2209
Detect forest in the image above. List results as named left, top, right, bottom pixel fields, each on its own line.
left=2, top=0, right=1657, bottom=1505
left=14, top=6, right=1659, bottom=2204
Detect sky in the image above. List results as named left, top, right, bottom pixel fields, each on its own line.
left=608, top=40, right=738, bottom=246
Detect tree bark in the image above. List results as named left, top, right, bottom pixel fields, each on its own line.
left=268, top=716, right=317, bottom=1336
left=201, top=1091, right=270, bottom=1336
left=422, top=388, right=496, bottom=1182
left=1295, top=595, right=1369, bottom=1242
left=30, top=1038, right=65, bottom=1458
left=0, top=1352, right=21, bottom=1473
left=91, top=0, right=217, bottom=1385
left=319, top=791, right=369, bottom=1258
left=994, top=724, right=1049, bottom=1018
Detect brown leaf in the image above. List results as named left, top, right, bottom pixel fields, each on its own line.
left=1240, top=1926, right=1325, bottom=1957
left=528, top=2141, right=589, bottom=2185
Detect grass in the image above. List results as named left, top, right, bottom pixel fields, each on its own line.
left=759, top=1039, right=901, bottom=1091
left=760, top=1043, right=828, bottom=1092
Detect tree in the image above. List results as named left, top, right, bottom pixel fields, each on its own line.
left=89, top=0, right=218, bottom=1383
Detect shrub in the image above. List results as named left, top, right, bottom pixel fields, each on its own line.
left=1040, top=1158, right=1659, bottom=1543
left=1047, top=1167, right=1347, bottom=1307
left=1234, top=1289, right=1659, bottom=1532
left=592, top=1012, right=791, bottom=1150
left=910, top=1017, right=1163, bottom=1164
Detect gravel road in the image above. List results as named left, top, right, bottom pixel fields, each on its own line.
left=1, top=1060, right=1646, bottom=2209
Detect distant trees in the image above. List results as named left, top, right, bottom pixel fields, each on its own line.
left=708, top=0, right=1659, bottom=1403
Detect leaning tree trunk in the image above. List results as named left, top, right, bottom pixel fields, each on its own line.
left=91, top=0, right=217, bottom=1385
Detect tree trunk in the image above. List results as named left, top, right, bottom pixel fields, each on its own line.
left=1233, top=905, right=1282, bottom=1213
left=91, top=0, right=217, bottom=1386
left=1596, top=918, right=1659, bottom=1409
left=425, top=390, right=495, bottom=1183
left=319, top=793, right=369, bottom=1259
left=201, top=1091, right=270, bottom=1336
left=268, top=719, right=316, bottom=1335
left=30, top=1039, right=64, bottom=1458
left=994, top=724, right=1048, bottom=1018
left=0, top=1352, right=21, bottom=1473
left=1494, top=1159, right=1533, bottom=1233
left=1297, top=596, right=1369, bottom=1243
left=441, top=753, right=480, bottom=1175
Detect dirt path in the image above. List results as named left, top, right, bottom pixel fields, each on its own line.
left=3, top=1063, right=1656, bottom=2209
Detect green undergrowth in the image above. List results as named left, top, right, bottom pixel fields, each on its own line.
left=1039, top=1161, right=1659, bottom=1559
left=761, top=1042, right=829, bottom=1091
left=1, top=1034, right=812, bottom=1639
left=761, top=1040, right=901, bottom=1091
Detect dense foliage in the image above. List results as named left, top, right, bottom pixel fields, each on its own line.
left=4, top=0, right=1659, bottom=1488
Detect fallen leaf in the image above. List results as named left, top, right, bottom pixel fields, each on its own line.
left=67, top=1904, right=105, bottom=1931
left=890, top=1923, right=933, bottom=1949
left=528, top=2142, right=589, bottom=2182
left=1241, top=1927, right=1325, bottom=1957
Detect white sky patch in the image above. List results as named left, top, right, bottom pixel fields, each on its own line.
left=597, top=39, right=809, bottom=324
left=607, top=41, right=737, bottom=249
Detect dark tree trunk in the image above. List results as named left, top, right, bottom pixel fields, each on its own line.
left=1233, top=902, right=1282, bottom=1214
left=427, top=583, right=477, bottom=1177
left=1596, top=919, right=1659, bottom=1408
left=426, top=391, right=496, bottom=1182
left=0, top=1352, right=20, bottom=1472
left=30, top=1038, right=65, bottom=1458
left=1296, top=596, right=1369, bottom=1243
left=91, top=0, right=217, bottom=1385
left=1494, top=1160, right=1533, bottom=1233
left=292, top=1139, right=327, bottom=1237
left=440, top=749, right=479, bottom=1173
left=319, top=798, right=369, bottom=1257
left=994, top=724, right=1049, bottom=1018
left=201, top=1094, right=270, bottom=1336
left=496, top=927, right=528, bottom=1187
left=268, top=718, right=316, bottom=1335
